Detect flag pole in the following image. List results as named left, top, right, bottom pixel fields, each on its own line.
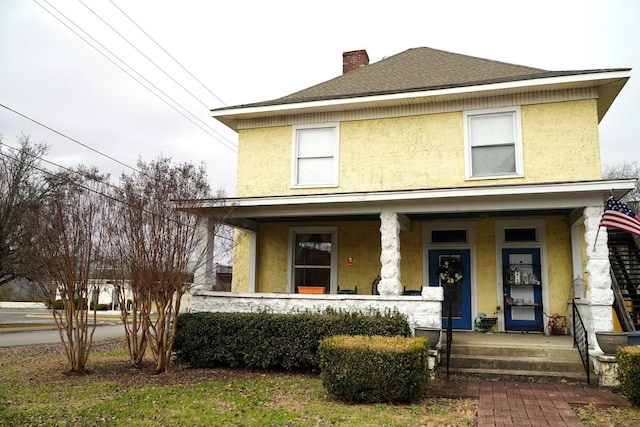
left=593, top=224, right=601, bottom=252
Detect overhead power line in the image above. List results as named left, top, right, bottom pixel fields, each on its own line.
left=78, top=0, right=215, bottom=111
left=34, top=0, right=237, bottom=153
left=107, top=0, right=227, bottom=107
left=0, top=102, right=142, bottom=175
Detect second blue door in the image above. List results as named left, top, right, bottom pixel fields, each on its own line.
left=429, top=249, right=472, bottom=330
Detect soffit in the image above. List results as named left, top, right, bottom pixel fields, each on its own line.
left=184, top=180, right=636, bottom=226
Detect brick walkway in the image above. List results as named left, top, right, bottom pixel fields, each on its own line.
left=427, top=376, right=628, bottom=426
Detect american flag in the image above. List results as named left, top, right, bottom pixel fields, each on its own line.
left=599, top=197, right=640, bottom=237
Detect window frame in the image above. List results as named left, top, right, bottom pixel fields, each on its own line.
left=287, top=226, right=338, bottom=294
left=291, top=123, right=340, bottom=188
left=463, top=106, right=523, bottom=180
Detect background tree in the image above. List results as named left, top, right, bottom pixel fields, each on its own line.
left=603, top=161, right=640, bottom=202
left=0, top=135, right=48, bottom=287
left=117, top=157, right=220, bottom=373
left=28, top=166, right=112, bottom=374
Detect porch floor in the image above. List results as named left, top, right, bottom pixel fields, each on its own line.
left=447, top=331, right=574, bottom=348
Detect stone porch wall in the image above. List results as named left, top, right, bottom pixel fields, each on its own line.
left=190, top=286, right=444, bottom=332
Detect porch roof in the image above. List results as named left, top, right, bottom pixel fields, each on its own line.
left=182, top=179, right=636, bottom=231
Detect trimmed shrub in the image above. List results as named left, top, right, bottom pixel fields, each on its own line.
left=173, top=309, right=410, bottom=371
left=319, top=335, right=429, bottom=403
left=617, top=345, right=640, bottom=406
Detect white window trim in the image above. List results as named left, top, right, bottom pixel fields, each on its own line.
left=291, top=123, right=340, bottom=188
left=463, top=106, right=523, bottom=180
left=287, top=226, right=338, bottom=294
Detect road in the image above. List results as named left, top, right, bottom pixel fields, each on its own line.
left=0, top=308, right=126, bottom=347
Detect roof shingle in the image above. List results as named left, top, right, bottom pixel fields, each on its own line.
left=212, top=46, right=628, bottom=112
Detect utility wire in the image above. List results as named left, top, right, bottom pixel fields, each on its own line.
left=78, top=0, right=215, bottom=111
left=0, top=102, right=142, bottom=175
left=108, top=0, right=227, bottom=107
left=39, top=0, right=236, bottom=151
left=34, top=0, right=237, bottom=153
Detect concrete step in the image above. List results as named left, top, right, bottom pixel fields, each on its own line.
left=439, top=342, right=589, bottom=381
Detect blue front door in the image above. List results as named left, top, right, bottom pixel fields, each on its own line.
left=429, top=249, right=472, bottom=330
left=502, top=248, right=543, bottom=332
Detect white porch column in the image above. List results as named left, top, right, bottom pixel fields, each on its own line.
left=379, top=211, right=403, bottom=295
left=570, top=218, right=585, bottom=283
left=583, top=205, right=614, bottom=344
left=193, top=217, right=215, bottom=294
left=248, top=230, right=257, bottom=293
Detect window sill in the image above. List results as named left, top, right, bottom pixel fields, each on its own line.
left=465, top=173, right=523, bottom=181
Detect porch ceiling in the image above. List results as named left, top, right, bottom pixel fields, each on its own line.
left=182, top=179, right=636, bottom=230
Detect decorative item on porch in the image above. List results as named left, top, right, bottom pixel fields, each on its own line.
left=297, top=286, right=326, bottom=294
left=595, top=331, right=628, bottom=355
left=436, top=258, right=463, bottom=284
left=474, top=313, right=497, bottom=332
left=414, top=327, right=441, bottom=350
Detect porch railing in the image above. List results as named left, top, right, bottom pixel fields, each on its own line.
left=572, top=299, right=591, bottom=387
left=445, top=296, right=453, bottom=379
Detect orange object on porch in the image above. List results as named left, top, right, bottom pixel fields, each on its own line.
left=297, top=286, right=326, bottom=294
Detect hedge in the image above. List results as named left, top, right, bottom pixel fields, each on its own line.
left=617, top=345, right=640, bottom=406
left=173, top=309, right=410, bottom=371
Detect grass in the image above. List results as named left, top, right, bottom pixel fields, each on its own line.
left=0, top=340, right=475, bottom=426
left=1, top=339, right=639, bottom=426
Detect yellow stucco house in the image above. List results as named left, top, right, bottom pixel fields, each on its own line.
left=190, top=47, right=633, bottom=336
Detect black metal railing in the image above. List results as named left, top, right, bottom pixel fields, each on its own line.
left=445, top=296, right=453, bottom=379
left=572, top=299, right=590, bottom=387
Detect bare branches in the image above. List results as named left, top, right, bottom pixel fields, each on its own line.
left=115, top=157, right=218, bottom=373
left=28, top=166, right=112, bottom=374
left=603, top=161, right=640, bottom=202
left=0, top=135, right=49, bottom=286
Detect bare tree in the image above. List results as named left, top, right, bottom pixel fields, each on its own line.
left=116, top=157, right=220, bottom=373
left=0, top=135, right=48, bottom=286
left=603, top=161, right=640, bottom=202
left=28, top=166, right=112, bottom=374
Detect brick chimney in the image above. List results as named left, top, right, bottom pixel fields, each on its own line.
left=342, top=49, right=369, bottom=74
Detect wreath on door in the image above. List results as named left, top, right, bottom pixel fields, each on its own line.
left=437, top=258, right=464, bottom=284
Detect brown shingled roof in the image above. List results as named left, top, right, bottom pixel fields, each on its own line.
left=212, top=46, right=629, bottom=113
left=278, top=47, right=546, bottom=101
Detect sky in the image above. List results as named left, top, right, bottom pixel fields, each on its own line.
left=0, top=0, right=639, bottom=196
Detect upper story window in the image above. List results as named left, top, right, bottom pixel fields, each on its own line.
left=464, top=107, right=522, bottom=179
left=292, top=123, right=339, bottom=188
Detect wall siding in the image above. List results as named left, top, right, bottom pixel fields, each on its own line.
left=235, top=97, right=601, bottom=197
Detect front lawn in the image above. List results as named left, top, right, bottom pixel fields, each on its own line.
left=0, top=339, right=475, bottom=426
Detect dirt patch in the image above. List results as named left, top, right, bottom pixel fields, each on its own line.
left=0, top=338, right=283, bottom=388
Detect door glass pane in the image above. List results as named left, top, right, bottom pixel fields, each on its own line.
left=432, top=229, right=467, bottom=243
left=505, top=228, right=537, bottom=242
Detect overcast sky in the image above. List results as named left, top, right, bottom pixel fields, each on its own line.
left=1, top=0, right=638, bottom=196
